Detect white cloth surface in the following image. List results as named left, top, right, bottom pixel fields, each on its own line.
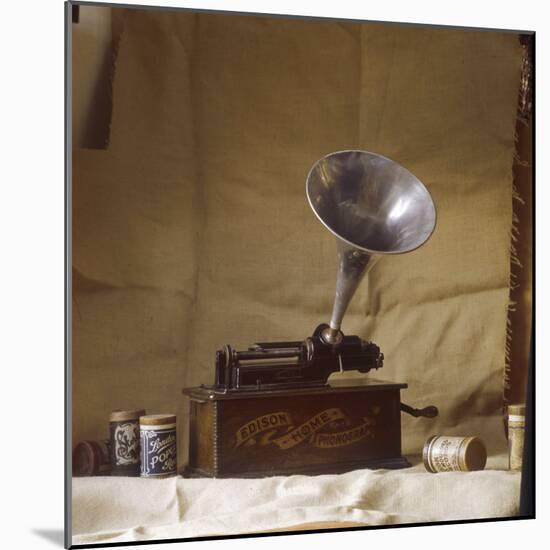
left=72, top=455, right=520, bottom=544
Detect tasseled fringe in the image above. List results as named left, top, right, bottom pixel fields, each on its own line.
left=504, top=313, right=516, bottom=391
left=503, top=34, right=532, bottom=436
left=504, top=189, right=525, bottom=397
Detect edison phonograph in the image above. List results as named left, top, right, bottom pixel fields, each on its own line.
left=183, top=150, right=437, bottom=478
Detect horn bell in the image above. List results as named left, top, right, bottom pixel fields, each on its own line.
left=306, top=150, right=436, bottom=344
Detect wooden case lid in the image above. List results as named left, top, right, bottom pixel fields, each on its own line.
left=182, top=378, right=407, bottom=401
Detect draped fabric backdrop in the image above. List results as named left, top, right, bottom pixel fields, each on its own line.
left=72, top=8, right=522, bottom=468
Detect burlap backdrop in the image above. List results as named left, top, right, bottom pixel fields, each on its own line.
left=72, top=9, right=522, bottom=467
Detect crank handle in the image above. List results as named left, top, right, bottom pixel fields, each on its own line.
left=400, top=403, right=438, bottom=418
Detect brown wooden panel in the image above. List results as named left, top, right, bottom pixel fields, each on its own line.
left=188, top=400, right=214, bottom=474
left=185, top=384, right=406, bottom=477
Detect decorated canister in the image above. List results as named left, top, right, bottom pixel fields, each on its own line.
left=73, top=440, right=112, bottom=476
left=109, top=409, right=145, bottom=476
left=423, top=435, right=487, bottom=473
left=508, top=403, right=525, bottom=471
left=140, top=414, right=177, bottom=478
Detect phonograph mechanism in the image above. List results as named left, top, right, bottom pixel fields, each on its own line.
left=183, top=150, right=438, bottom=478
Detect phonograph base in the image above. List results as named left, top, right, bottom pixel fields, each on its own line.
left=182, top=378, right=411, bottom=478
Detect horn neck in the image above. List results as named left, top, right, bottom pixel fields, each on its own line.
left=321, top=241, right=379, bottom=345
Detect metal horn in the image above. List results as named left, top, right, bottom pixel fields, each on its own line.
left=306, top=150, right=437, bottom=345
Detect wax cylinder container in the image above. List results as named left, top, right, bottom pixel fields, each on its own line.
left=73, top=440, right=111, bottom=476
left=508, top=403, right=525, bottom=471
left=423, top=435, right=487, bottom=473
left=109, top=409, right=145, bottom=476
left=140, top=414, right=177, bottom=478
